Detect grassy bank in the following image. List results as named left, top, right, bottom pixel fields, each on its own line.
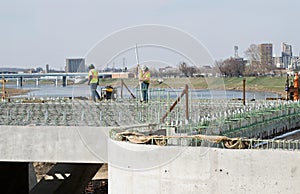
left=213, top=76, right=285, bottom=94
left=99, top=76, right=287, bottom=96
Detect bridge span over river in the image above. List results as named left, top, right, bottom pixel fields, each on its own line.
left=1, top=72, right=129, bottom=87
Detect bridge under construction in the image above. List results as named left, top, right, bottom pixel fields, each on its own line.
left=0, top=94, right=300, bottom=193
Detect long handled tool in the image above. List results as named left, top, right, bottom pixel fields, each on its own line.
left=135, top=44, right=143, bottom=101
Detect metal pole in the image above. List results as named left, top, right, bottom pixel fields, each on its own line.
left=161, top=86, right=186, bottom=122
left=122, top=80, right=136, bottom=99
left=185, top=84, right=189, bottom=121
left=121, top=79, right=123, bottom=98
left=243, top=78, right=246, bottom=106
left=167, top=91, right=170, bottom=123
left=20, top=77, right=23, bottom=87
left=2, top=75, right=5, bottom=100
left=285, top=74, right=289, bottom=100
left=135, top=44, right=143, bottom=101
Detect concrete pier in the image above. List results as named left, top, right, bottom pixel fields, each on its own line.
left=35, top=78, right=39, bottom=86
left=62, top=76, right=67, bottom=87
left=18, top=77, right=23, bottom=87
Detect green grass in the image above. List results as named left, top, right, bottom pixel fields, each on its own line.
left=104, top=76, right=287, bottom=96
left=222, top=76, right=285, bottom=92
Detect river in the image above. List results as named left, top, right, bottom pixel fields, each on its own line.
left=6, top=84, right=281, bottom=100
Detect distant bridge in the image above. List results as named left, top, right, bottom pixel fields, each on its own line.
left=1, top=72, right=88, bottom=87
left=1, top=72, right=88, bottom=78
left=1, top=72, right=131, bottom=87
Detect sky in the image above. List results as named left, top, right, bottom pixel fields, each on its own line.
left=1, top=0, right=300, bottom=70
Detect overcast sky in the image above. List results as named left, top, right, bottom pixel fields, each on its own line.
left=1, top=0, right=299, bottom=70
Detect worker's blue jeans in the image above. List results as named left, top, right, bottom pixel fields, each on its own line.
left=141, top=82, right=149, bottom=102
left=90, top=83, right=100, bottom=102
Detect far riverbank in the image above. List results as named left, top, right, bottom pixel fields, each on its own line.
left=99, top=76, right=287, bottom=97
left=1, top=76, right=286, bottom=98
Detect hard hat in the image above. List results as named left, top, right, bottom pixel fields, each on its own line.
left=142, top=65, right=147, bottom=71
left=88, top=64, right=95, bottom=69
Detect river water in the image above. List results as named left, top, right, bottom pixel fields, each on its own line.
left=7, top=83, right=281, bottom=100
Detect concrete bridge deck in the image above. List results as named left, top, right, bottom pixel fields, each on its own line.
left=1, top=98, right=300, bottom=193
left=1, top=99, right=300, bottom=161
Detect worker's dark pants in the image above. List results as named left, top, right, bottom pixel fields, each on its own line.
left=141, top=82, right=149, bottom=102
left=90, top=83, right=100, bottom=102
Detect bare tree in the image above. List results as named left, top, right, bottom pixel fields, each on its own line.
left=244, top=44, right=260, bottom=62
left=244, top=61, right=261, bottom=76
left=178, top=62, right=188, bottom=76
left=244, top=44, right=275, bottom=76
left=214, top=60, right=225, bottom=76
left=178, top=62, right=198, bottom=77
left=188, top=66, right=197, bottom=77
left=244, top=44, right=265, bottom=76
left=224, top=58, right=244, bottom=77
left=215, top=58, right=244, bottom=77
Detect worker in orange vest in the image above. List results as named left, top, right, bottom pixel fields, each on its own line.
left=294, top=72, right=299, bottom=101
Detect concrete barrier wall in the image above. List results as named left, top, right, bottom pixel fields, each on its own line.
left=0, top=126, right=108, bottom=163
left=109, top=145, right=300, bottom=194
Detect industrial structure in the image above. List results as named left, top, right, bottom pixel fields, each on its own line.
left=65, top=58, right=86, bottom=73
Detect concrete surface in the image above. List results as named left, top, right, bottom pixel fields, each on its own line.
left=0, top=126, right=108, bottom=163
left=109, top=145, right=300, bottom=194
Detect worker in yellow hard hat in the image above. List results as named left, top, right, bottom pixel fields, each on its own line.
left=88, top=64, right=101, bottom=102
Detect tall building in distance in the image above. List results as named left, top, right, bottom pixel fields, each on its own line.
left=259, top=43, right=273, bottom=66
left=282, top=42, right=293, bottom=69
left=65, top=58, right=85, bottom=72
left=234, top=46, right=239, bottom=58
left=45, top=64, right=49, bottom=73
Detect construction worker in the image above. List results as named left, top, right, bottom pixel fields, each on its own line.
left=294, top=72, right=299, bottom=101
left=139, top=65, right=150, bottom=103
left=87, top=64, right=101, bottom=102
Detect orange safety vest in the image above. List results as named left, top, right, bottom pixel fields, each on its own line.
left=294, top=73, right=299, bottom=88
